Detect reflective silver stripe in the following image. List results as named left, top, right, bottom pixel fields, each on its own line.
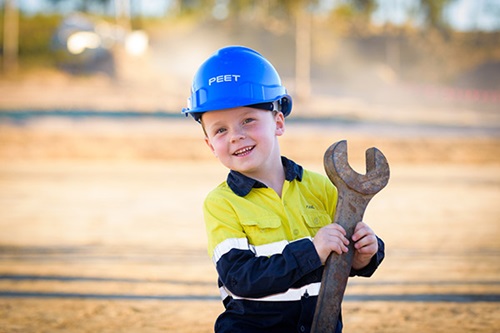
left=219, top=285, right=230, bottom=300
left=213, top=236, right=313, bottom=264
left=219, top=282, right=321, bottom=302
left=212, top=237, right=254, bottom=265
left=252, top=240, right=289, bottom=257
left=253, top=237, right=312, bottom=257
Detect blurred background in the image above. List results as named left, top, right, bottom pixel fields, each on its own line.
left=0, top=1, right=499, bottom=332
left=1, top=0, right=499, bottom=114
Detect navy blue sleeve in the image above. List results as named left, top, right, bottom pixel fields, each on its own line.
left=217, top=238, right=323, bottom=298
left=349, top=236, right=385, bottom=277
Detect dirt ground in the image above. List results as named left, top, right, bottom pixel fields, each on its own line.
left=0, top=68, right=499, bottom=332
left=0, top=116, right=499, bottom=332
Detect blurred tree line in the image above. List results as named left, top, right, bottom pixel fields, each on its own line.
left=1, top=0, right=499, bottom=90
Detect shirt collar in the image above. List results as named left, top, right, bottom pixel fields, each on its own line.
left=227, top=156, right=303, bottom=197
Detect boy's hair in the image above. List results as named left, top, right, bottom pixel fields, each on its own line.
left=182, top=45, right=292, bottom=123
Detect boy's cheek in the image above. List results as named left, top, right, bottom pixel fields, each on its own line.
left=204, top=138, right=218, bottom=157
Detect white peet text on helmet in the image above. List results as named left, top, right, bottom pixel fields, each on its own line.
left=208, top=74, right=241, bottom=86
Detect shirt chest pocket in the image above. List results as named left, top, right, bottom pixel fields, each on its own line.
left=302, top=211, right=332, bottom=231
left=240, top=216, right=285, bottom=246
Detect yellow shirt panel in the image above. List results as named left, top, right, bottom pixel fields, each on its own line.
left=203, top=169, right=338, bottom=258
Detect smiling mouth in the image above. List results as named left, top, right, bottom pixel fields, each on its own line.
left=233, top=146, right=254, bottom=156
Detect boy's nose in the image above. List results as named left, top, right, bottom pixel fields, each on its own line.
left=230, top=130, right=245, bottom=143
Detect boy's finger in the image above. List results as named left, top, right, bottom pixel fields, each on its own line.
left=330, top=223, right=346, bottom=235
left=331, top=240, right=349, bottom=254
left=354, top=235, right=377, bottom=252
left=352, top=222, right=373, bottom=241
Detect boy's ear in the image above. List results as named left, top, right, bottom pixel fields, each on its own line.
left=275, top=112, right=285, bottom=136
left=204, top=137, right=217, bottom=157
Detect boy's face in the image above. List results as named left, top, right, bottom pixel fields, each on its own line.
left=202, top=107, right=285, bottom=175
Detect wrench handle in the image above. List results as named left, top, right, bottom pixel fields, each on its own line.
left=311, top=242, right=354, bottom=332
left=311, top=192, right=372, bottom=333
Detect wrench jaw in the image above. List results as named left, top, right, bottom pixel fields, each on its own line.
left=323, top=140, right=352, bottom=192
left=363, top=147, right=390, bottom=195
left=324, top=140, right=390, bottom=196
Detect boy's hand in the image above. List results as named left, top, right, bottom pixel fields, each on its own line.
left=313, top=224, right=349, bottom=265
left=313, top=222, right=378, bottom=268
left=351, top=221, right=378, bottom=270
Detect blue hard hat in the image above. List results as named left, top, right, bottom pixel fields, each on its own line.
left=182, top=45, right=292, bottom=122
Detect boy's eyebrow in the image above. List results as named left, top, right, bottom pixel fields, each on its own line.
left=239, top=108, right=263, bottom=118
left=205, top=119, right=225, bottom=129
left=203, top=108, right=264, bottom=133
left=203, top=119, right=226, bottom=137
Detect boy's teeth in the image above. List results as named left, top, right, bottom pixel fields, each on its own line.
left=235, top=147, right=252, bottom=155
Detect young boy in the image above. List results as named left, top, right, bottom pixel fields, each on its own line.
left=182, top=45, right=385, bottom=333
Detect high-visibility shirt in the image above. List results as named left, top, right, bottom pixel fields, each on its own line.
left=203, top=157, right=385, bottom=333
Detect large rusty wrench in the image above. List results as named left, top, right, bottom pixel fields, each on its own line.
left=311, top=140, right=390, bottom=333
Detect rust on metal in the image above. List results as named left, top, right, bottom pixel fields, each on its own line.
left=311, top=140, right=390, bottom=333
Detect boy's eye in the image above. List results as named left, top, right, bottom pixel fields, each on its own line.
left=243, top=118, right=254, bottom=124
left=215, top=128, right=226, bottom=135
